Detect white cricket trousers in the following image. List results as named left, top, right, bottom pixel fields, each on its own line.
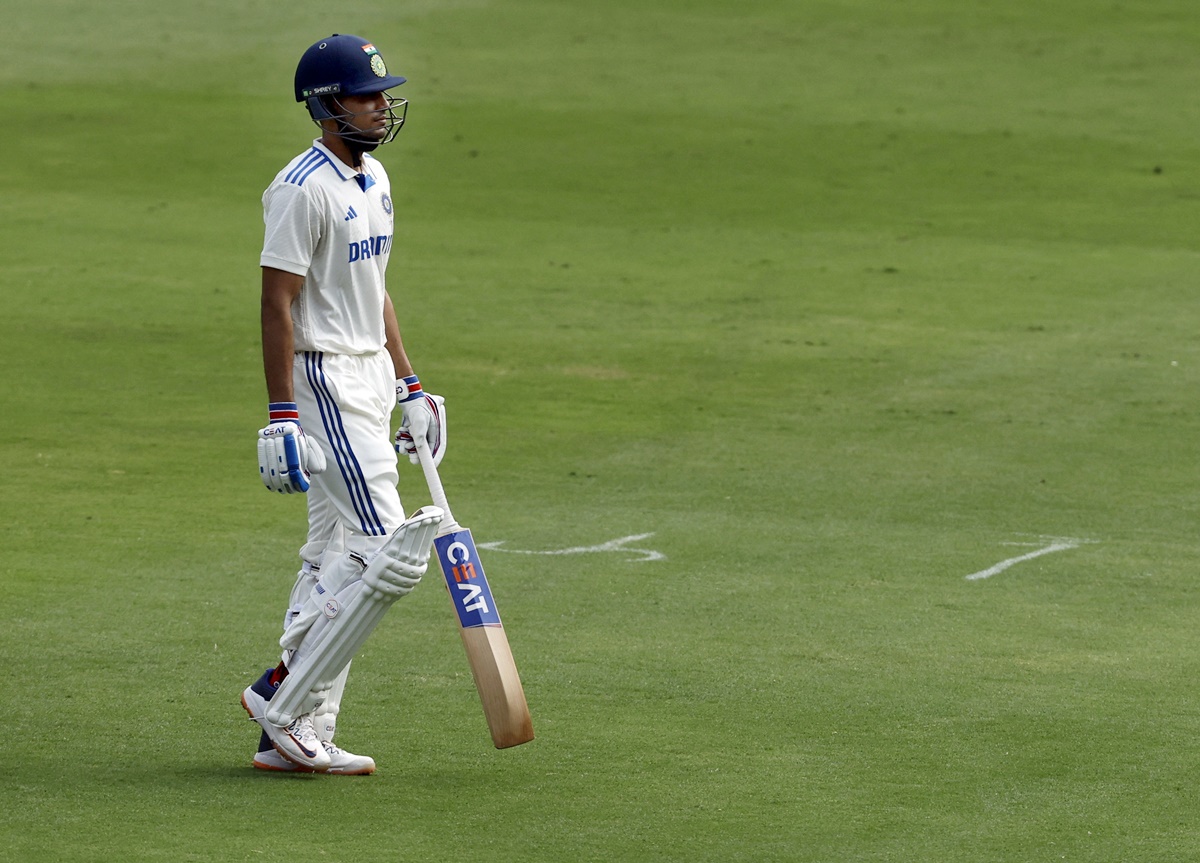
left=274, top=349, right=405, bottom=720
left=293, top=349, right=406, bottom=563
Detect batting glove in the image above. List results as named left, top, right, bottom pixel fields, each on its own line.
left=394, top=376, right=446, bottom=467
left=258, top=402, right=327, bottom=494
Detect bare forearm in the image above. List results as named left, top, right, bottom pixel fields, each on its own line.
left=383, top=292, right=415, bottom=378
left=261, top=267, right=305, bottom=404
left=262, top=308, right=295, bottom=402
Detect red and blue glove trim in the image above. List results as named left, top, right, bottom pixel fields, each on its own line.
left=397, top=375, right=424, bottom=404
left=268, top=402, right=300, bottom=423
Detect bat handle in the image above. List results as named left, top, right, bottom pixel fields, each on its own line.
left=413, top=437, right=458, bottom=529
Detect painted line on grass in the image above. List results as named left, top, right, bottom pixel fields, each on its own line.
left=965, top=536, right=1097, bottom=581
left=477, top=533, right=666, bottom=562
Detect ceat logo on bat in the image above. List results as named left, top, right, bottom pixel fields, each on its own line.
left=434, top=530, right=502, bottom=628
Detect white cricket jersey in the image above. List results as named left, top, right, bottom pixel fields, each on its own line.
left=260, top=139, right=396, bottom=355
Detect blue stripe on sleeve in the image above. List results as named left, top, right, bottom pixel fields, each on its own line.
left=285, top=148, right=332, bottom=187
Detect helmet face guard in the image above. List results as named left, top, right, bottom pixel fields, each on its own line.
left=295, top=34, right=409, bottom=147
left=307, top=93, right=408, bottom=147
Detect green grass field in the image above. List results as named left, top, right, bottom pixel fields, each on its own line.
left=4, top=0, right=1200, bottom=860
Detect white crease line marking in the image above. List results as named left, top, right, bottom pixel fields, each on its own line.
left=965, top=536, right=1097, bottom=581
left=477, top=533, right=666, bottom=562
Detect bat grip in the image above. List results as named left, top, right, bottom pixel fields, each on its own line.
left=413, top=437, right=457, bottom=529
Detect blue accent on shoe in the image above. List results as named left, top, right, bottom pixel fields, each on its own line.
left=250, top=667, right=278, bottom=701
left=257, top=730, right=273, bottom=753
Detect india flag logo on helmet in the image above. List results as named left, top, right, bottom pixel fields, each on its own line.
left=360, top=42, right=389, bottom=77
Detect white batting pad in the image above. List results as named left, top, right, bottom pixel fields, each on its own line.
left=265, top=507, right=443, bottom=727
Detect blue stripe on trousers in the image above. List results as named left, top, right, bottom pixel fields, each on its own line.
left=303, top=351, right=387, bottom=536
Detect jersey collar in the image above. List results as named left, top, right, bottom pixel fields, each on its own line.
left=312, top=139, right=375, bottom=188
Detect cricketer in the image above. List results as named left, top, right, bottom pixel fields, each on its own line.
left=240, top=33, right=447, bottom=774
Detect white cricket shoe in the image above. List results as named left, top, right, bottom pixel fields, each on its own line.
left=241, top=684, right=330, bottom=772
left=253, top=739, right=376, bottom=775
left=320, top=741, right=376, bottom=775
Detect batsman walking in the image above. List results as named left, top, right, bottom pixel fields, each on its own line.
left=240, top=33, right=447, bottom=774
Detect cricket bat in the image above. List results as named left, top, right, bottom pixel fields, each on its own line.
left=413, top=439, right=534, bottom=749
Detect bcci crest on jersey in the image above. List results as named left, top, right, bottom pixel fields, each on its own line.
left=435, top=530, right=503, bottom=628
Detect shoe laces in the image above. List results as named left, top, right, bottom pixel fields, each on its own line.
left=288, top=714, right=320, bottom=744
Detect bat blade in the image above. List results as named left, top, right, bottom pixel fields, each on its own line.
left=433, top=526, right=534, bottom=749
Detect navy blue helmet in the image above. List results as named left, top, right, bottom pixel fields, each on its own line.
left=294, top=34, right=408, bottom=145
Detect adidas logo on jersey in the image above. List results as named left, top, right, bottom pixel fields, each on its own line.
left=344, top=206, right=358, bottom=221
